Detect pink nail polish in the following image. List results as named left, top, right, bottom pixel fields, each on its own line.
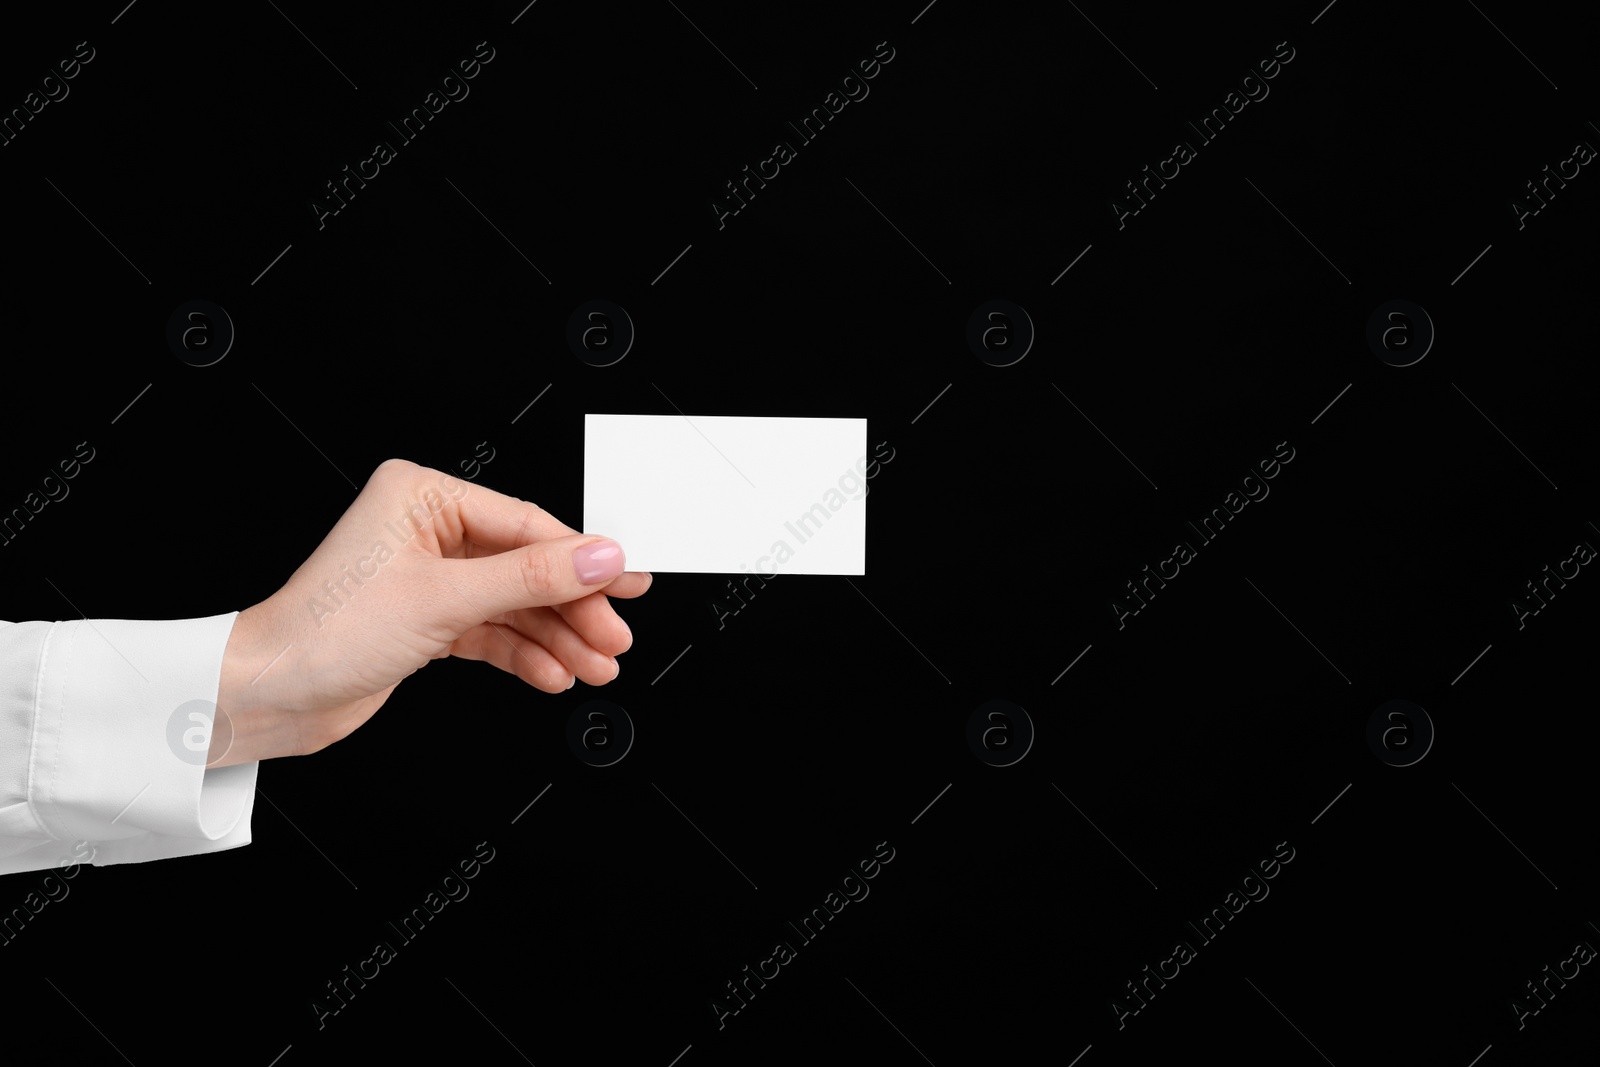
left=573, top=539, right=624, bottom=584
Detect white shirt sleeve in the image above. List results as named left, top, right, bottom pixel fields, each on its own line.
left=0, top=613, right=258, bottom=876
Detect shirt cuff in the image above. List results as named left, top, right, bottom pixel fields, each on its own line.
left=2, top=613, right=257, bottom=872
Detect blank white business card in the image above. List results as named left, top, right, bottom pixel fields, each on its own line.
left=584, top=414, right=869, bottom=574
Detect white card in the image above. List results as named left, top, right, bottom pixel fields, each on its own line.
left=584, top=414, right=869, bottom=574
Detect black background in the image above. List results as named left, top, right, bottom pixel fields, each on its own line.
left=2, top=1, right=1597, bottom=1064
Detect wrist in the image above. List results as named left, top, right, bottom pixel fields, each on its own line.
left=214, top=604, right=302, bottom=766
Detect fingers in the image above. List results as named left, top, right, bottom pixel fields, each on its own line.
left=451, top=611, right=621, bottom=689
left=511, top=607, right=621, bottom=684
left=362, top=462, right=649, bottom=646
left=442, top=473, right=652, bottom=599
left=602, top=570, right=653, bottom=598
left=451, top=480, right=580, bottom=551
left=449, top=622, right=573, bottom=693
left=552, top=591, right=633, bottom=657
left=439, top=533, right=627, bottom=624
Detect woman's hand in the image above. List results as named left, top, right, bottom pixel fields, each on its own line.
left=209, top=459, right=649, bottom=766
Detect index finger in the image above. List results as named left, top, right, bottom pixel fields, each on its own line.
left=447, top=474, right=652, bottom=598
left=449, top=478, right=578, bottom=550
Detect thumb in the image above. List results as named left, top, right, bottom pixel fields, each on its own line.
left=452, top=535, right=627, bottom=619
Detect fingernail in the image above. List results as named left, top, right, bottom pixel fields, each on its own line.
left=566, top=676, right=576, bottom=690
left=573, top=538, right=625, bottom=584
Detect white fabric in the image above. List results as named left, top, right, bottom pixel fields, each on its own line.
left=0, top=613, right=257, bottom=875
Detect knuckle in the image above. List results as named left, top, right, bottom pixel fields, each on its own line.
left=372, top=457, right=418, bottom=484
left=518, top=550, right=559, bottom=599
